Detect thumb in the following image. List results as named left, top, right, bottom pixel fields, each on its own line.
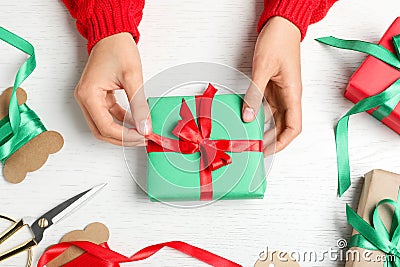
left=242, top=68, right=273, bottom=122
left=124, top=77, right=152, bottom=136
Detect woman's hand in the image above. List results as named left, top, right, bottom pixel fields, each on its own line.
left=74, top=32, right=151, bottom=146
left=243, top=16, right=302, bottom=155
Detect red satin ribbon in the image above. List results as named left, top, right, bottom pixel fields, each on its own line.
left=146, top=84, right=263, bottom=200
left=37, top=240, right=242, bottom=267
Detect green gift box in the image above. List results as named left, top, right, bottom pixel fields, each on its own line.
left=146, top=84, right=266, bottom=201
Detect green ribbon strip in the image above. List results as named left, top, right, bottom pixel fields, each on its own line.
left=346, top=190, right=400, bottom=267
left=0, top=27, right=46, bottom=163
left=317, top=36, right=400, bottom=70
left=316, top=35, right=400, bottom=197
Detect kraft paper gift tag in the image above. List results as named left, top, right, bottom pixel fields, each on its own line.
left=46, top=222, right=110, bottom=267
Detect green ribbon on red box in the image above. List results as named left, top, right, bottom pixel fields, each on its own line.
left=316, top=35, right=400, bottom=197
left=346, top=190, right=400, bottom=267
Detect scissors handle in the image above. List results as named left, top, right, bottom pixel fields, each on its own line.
left=0, top=219, right=24, bottom=245
left=0, top=219, right=37, bottom=263
left=0, top=238, right=37, bottom=262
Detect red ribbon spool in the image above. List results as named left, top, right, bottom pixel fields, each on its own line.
left=37, top=240, right=242, bottom=267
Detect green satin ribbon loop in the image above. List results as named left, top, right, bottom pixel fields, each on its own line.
left=373, top=94, right=400, bottom=121
left=0, top=104, right=46, bottom=163
left=393, top=35, right=400, bottom=59
left=335, top=79, right=400, bottom=195
left=0, top=27, right=46, bottom=164
left=316, top=35, right=400, bottom=196
left=0, top=27, right=36, bottom=133
left=317, top=36, right=400, bottom=70
left=347, top=193, right=400, bottom=267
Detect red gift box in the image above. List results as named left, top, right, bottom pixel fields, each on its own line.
left=344, top=17, right=400, bottom=134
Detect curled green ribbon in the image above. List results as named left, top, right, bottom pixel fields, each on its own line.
left=316, top=35, right=400, bottom=197
left=346, top=191, right=400, bottom=267
left=0, top=27, right=46, bottom=163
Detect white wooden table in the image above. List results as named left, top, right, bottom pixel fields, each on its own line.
left=0, top=1, right=399, bottom=266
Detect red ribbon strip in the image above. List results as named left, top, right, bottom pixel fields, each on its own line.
left=146, top=84, right=263, bottom=200
left=37, top=240, right=242, bottom=267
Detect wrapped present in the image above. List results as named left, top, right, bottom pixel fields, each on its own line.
left=316, top=19, right=400, bottom=196
left=345, top=17, right=400, bottom=134
left=146, top=84, right=266, bottom=201
left=345, top=169, right=400, bottom=267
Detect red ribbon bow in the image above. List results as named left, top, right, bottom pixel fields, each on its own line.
left=37, top=240, right=242, bottom=267
left=147, top=84, right=263, bottom=200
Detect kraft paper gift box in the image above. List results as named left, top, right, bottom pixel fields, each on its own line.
left=344, top=17, right=400, bottom=134
left=345, top=169, right=400, bottom=267
left=146, top=84, right=266, bottom=202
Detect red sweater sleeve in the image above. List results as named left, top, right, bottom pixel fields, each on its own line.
left=258, top=0, right=338, bottom=40
left=62, top=0, right=145, bottom=53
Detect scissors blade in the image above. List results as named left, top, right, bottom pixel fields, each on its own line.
left=29, top=183, right=106, bottom=243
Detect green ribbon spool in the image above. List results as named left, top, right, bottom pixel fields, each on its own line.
left=316, top=35, right=400, bottom=197
left=346, top=191, right=400, bottom=267
left=0, top=27, right=46, bottom=164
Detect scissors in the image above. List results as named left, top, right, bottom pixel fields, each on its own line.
left=0, top=183, right=106, bottom=266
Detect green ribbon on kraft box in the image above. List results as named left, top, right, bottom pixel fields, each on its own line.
left=346, top=190, right=400, bottom=267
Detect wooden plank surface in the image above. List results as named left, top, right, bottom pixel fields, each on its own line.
left=0, top=1, right=399, bottom=266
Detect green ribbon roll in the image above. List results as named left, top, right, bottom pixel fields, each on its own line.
left=0, top=27, right=46, bottom=163
left=316, top=35, right=400, bottom=197
left=346, top=190, right=400, bottom=267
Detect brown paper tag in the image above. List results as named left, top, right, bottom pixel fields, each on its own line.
left=0, top=87, right=64, bottom=183
left=254, top=251, right=300, bottom=267
left=46, top=222, right=110, bottom=267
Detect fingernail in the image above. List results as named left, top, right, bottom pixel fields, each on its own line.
left=139, top=119, right=151, bottom=135
left=243, top=107, right=255, bottom=122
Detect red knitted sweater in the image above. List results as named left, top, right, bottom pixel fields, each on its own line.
left=62, top=0, right=337, bottom=53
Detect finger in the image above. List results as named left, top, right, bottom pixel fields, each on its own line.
left=243, top=68, right=275, bottom=122
left=263, top=128, right=276, bottom=155
left=263, top=111, right=279, bottom=146
left=78, top=101, right=143, bottom=146
left=109, top=102, right=135, bottom=125
left=82, top=91, right=144, bottom=143
left=122, top=128, right=146, bottom=146
left=123, top=75, right=152, bottom=136
left=242, top=82, right=264, bottom=123
left=104, top=91, right=136, bottom=126
left=263, top=102, right=275, bottom=123
left=263, top=112, right=282, bottom=156
left=263, top=141, right=276, bottom=156
left=266, top=106, right=302, bottom=154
